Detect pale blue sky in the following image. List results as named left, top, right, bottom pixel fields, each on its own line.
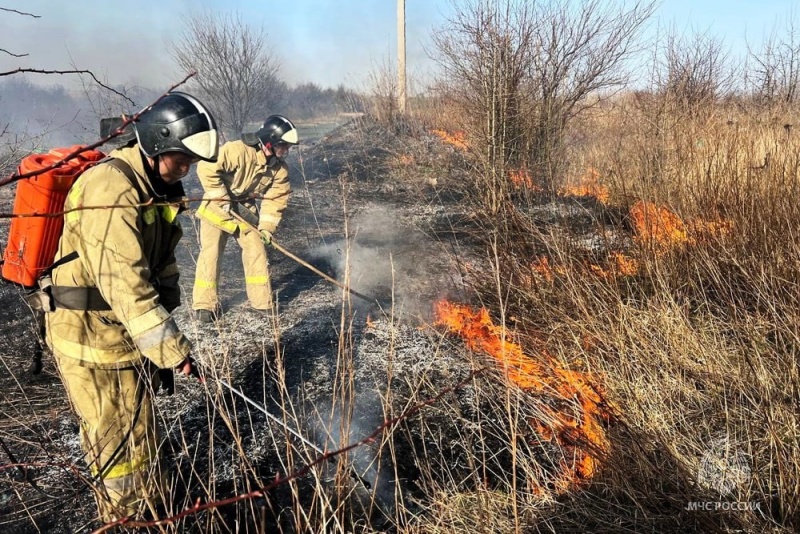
left=0, top=1, right=796, bottom=92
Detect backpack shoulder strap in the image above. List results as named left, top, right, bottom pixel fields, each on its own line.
left=104, top=157, right=146, bottom=201
left=45, top=157, right=142, bottom=276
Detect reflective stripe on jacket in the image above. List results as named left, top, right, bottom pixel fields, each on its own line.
left=195, top=140, right=290, bottom=235
left=45, top=145, right=191, bottom=369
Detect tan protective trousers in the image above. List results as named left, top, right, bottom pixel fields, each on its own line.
left=192, top=219, right=273, bottom=311
left=54, top=353, right=165, bottom=522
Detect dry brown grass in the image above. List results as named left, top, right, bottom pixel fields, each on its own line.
left=434, top=95, right=800, bottom=532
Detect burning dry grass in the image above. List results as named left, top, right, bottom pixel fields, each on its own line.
left=530, top=252, right=640, bottom=283
left=629, top=200, right=733, bottom=251
left=508, top=168, right=538, bottom=191
left=430, top=129, right=468, bottom=151
left=508, top=166, right=611, bottom=203
left=415, top=96, right=800, bottom=531
left=559, top=167, right=610, bottom=204
left=433, top=301, right=611, bottom=490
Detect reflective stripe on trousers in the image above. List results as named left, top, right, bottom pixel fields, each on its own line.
left=192, top=219, right=273, bottom=311
left=54, top=353, right=164, bottom=522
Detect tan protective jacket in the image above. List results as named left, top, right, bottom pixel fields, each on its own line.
left=46, top=145, right=191, bottom=370
left=195, top=140, right=290, bottom=235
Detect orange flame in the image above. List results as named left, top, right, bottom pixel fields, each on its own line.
left=559, top=167, right=610, bottom=204
left=686, top=217, right=734, bottom=241
left=587, top=252, right=641, bottom=279
left=431, top=129, right=468, bottom=150
left=629, top=200, right=689, bottom=249
left=630, top=201, right=733, bottom=252
left=533, top=253, right=640, bottom=282
left=531, top=256, right=567, bottom=283
left=434, top=301, right=611, bottom=489
left=610, top=252, right=639, bottom=276
left=509, top=168, right=543, bottom=191
left=366, top=314, right=375, bottom=329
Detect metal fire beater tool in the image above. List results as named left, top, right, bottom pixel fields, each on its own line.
left=229, top=211, right=381, bottom=307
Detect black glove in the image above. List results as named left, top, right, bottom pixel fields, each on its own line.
left=158, top=368, right=175, bottom=395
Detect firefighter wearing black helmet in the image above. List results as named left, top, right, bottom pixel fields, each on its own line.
left=46, top=92, right=217, bottom=522
left=192, top=115, right=299, bottom=322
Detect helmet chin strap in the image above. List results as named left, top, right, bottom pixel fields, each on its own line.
left=260, top=140, right=279, bottom=167
left=144, top=154, right=163, bottom=179
left=139, top=148, right=160, bottom=176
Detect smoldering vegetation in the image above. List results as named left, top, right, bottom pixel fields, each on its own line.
left=5, top=0, right=800, bottom=532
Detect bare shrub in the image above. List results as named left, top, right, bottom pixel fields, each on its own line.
left=656, top=26, right=736, bottom=113
left=522, top=0, right=656, bottom=188
left=432, top=1, right=534, bottom=212
left=748, top=12, right=800, bottom=106
left=171, top=10, right=284, bottom=139
left=431, top=0, right=656, bottom=211
left=365, top=56, right=401, bottom=126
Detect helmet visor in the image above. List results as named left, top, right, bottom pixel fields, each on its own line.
left=279, top=127, right=299, bottom=145
left=183, top=128, right=219, bottom=162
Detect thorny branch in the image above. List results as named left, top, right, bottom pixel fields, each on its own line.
left=91, top=367, right=492, bottom=533
left=0, top=71, right=196, bottom=188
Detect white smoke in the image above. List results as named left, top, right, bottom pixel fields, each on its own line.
left=309, top=204, right=453, bottom=320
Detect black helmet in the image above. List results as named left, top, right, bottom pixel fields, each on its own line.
left=134, top=92, right=219, bottom=162
left=254, top=115, right=299, bottom=148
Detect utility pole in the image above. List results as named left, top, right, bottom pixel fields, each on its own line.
left=397, top=0, right=407, bottom=115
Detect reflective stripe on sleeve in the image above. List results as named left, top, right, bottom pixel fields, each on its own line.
left=143, top=207, right=156, bottom=225
left=245, top=276, right=269, bottom=285
left=134, top=316, right=181, bottom=352
left=65, top=180, right=88, bottom=223
left=127, top=306, right=171, bottom=338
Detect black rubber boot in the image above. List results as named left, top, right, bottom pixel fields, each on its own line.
left=195, top=309, right=217, bottom=324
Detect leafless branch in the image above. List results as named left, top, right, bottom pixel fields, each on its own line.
left=0, top=6, right=40, bottom=18
left=0, top=47, right=27, bottom=57
left=0, top=67, right=135, bottom=106
left=0, top=72, right=196, bottom=187
left=0, top=194, right=264, bottom=220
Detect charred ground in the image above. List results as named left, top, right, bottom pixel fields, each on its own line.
left=0, top=117, right=493, bottom=532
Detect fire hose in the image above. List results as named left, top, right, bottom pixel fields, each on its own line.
left=229, top=211, right=381, bottom=307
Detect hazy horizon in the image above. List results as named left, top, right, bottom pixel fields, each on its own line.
left=2, top=1, right=797, bottom=94
left=2, top=0, right=798, bottom=148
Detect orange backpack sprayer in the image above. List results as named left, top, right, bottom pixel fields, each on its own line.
left=2, top=146, right=105, bottom=287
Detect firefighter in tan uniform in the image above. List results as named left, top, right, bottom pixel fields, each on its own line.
left=45, top=92, right=218, bottom=522
left=192, top=115, right=298, bottom=322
